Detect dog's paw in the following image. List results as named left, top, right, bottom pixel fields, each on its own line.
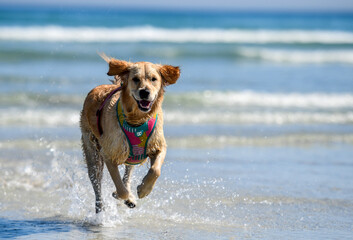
left=113, top=191, right=136, bottom=208
left=111, top=189, right=129, bottom=200
left=137, top=183, right=152, bottom=199
left=124, top=200, right=136, bottom=208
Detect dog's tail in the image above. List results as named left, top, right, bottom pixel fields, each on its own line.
left=97, top=52, right=111, bottom=63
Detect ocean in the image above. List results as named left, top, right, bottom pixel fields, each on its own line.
left=0, top=6, right=353, bottom=239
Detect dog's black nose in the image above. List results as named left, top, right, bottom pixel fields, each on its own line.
left=139, top=89, right=150, bottom=99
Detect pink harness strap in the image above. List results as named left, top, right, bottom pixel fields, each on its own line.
left=96, top=86, right=121, bottom=136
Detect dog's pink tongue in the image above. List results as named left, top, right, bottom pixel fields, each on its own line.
left=140, top=100, right=151, bottom=108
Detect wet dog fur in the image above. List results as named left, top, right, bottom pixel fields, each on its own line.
left=80, top=54, right=180, bottom=212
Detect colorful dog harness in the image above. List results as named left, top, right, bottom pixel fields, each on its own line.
left=116, top=99, right=158, bottom=165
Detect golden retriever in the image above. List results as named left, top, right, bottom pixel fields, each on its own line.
left=80, top=54, right=180, bottom=212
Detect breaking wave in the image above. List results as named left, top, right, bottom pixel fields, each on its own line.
left=1, top=91, right=352, bottom=127
left=2, top=91, right=353, bottom=109
left=237, top=48, right=353, bottom=64
left=0, top=108, right=79, bottom=127
left=1, top=108, right=352, bottom=127
left=166, top=91, right=353, bottom=109
left=166, top=111, right=353, bottom=125
left=1, top=26, right=353, bottom=44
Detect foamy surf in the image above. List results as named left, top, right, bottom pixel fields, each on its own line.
left=1, top=91, right=353, bottom=127
left=2, top=91, right=353, bottom=108
left=0, top=108, right=79, bottom=127
left=1, top=26, right=353, bottom=44
left=1, top=109, right=352, bottom=127
left=2, top=45, right=353, bottom=64
left=238, top=48, right=353, bottom=64
left=165, top=111, right=353, bottom=125
left=166, top=91, right=353, bottom=109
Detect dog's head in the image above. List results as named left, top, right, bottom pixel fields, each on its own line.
left=104, top=56, right=180, bottom=113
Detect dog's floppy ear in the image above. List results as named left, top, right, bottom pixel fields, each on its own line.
left=160, top=65, right=180, bottom=85
left=107, top=59, right=131, bottom=76
left=99, top=52, right=131, bottom=76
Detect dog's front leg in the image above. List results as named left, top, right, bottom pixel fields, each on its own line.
left=137, top=148, right=166, bottom=199
left=104, top=158, right=129, bottom=200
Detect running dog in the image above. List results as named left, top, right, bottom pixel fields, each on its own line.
left=80, top=54, right=180, bottom=212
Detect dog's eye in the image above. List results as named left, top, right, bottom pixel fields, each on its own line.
left=151, top=77, right=157, bottom=82
left=132, top=77, right=140, bottom=83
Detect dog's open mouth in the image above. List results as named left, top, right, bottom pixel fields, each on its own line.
left=135, top=98, right=153, bottom=112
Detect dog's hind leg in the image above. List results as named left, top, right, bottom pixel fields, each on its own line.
left=82, top=132, right=104, bottom=213
left=122, top=165, right=136, bottom=208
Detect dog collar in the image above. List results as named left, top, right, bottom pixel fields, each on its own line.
left=116, top=98, right=158, bottom=165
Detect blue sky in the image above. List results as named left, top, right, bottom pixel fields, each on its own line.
left=1, top=0, right=353, bottom=12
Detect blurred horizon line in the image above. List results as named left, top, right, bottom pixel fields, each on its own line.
left=1, top=2, right=353, bottom=14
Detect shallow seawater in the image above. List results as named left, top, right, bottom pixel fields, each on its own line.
left=1, top=140, right=353, bottom=239
left=1, top=6, right=353, bottom=239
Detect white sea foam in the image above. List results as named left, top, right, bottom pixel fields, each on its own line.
left=1, top=26, right=353, bottom=44
left=1, top=108, right=352, bottom=127
left=168, top=91, right=353, bottom=109
left=165, top=110, right=353, bottom=125
left=4, top=91, right=353, bottom=109
left=0, top=108, right=79, bottom=127
left=1, top=92, right=353, bottom=127
left=238, top=48, right=353, bottom=64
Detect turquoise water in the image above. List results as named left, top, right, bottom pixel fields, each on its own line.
left=0, top=6, right=353, bottom=239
